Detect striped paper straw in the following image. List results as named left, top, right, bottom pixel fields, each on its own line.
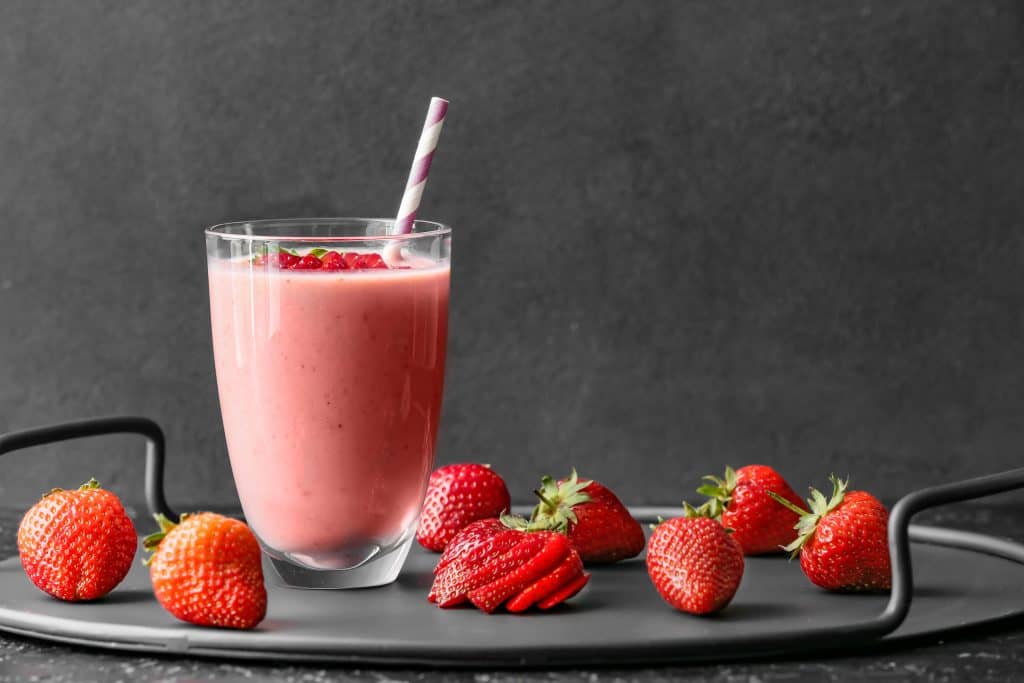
left=393, top=97, right=449, bottom=235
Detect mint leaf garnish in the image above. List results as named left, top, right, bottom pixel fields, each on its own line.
left=309, top=248, right=328, bottom=258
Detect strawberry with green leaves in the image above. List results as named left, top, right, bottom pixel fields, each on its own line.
left=523, top=470, right=645, bottom=564
left=770, top=476, right=891, bottom=592
left=697, top=465, right=804, bottom=555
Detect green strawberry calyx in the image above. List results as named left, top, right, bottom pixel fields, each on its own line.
left=648, top=502, right=735, bottom=532
left=695, top=466, right=739, bottom=519
left=142, top=512, right=191, bottom=566
left=42, top=478, right=102, bottom=499
left=501, top=469, right=594, bottom=533
left=499, top=512, right=532, bottom=530
left=530, top=469, right=592, bottom=531
left=768, top=475, right=848, bottom=557
left=682, top=500, right=718, bottom=519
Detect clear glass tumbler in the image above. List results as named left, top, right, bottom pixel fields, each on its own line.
left=205, top=218, right=450, bottom=588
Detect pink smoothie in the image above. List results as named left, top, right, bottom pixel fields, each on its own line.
left=208, top=258, right=449, bottom=569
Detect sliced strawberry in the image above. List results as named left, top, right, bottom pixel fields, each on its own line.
left=433, top=533, right=542, bottom=608
left=505, top=548, right=583, bottom=613
left=429, top=529, right=521, bottom=604
left=468, top=533, right=571, bottom=613
left=435, top=518, right=507, bottom=575
left=357, top=253, right=388, bottom=269
left=537, top=572, right=590, bottom=609
left=276, top=251, right=300, bottom=269
left=321, top=251, right=346, bottom=270
left=341, top=252, right=361, bottom=269
left=294, top=254, right=323, bottom=270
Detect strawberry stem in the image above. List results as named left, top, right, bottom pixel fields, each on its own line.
left=767, top=490, right=809, bottom=516
left=534, top=489, right=557, bottom=510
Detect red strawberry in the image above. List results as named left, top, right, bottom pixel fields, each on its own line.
left=321, top=250, right=347, bottom=270
left=526, top=470, right=645, bottom=564
left=429, top=528, right=525, bottom=606
left=416, top=464, right=511, bottom=552
left=537, top=572, right=590, bottom=610
left=429, top=520, right=588, bottom=613
left=468, top=532, right=570, bottom=613
left=276, top=251, right=300, bottom=269
left=145, top=512, right=267, bottom=629
left=697, top=465, right=803, bottom=555
left=506, top=547, right=584, bottom=612
left=17, top=479, right=137, bottom=602
left=434, top=533, right=545, bottom=608
left=357, top=253, right=388, bottom=269
left=646, top=514, right=744, bottom=615
left=770, top=476, right=891, bottom=592
left=434, top=517, right=507, bottom=575
left=341, top=252, right=361, bottom=269
left=293, top=254, right=323, bottom=269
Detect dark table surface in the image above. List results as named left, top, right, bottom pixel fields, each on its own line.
left=1, top=504, right=1023, bottom=682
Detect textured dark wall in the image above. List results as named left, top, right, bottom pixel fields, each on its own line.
left=1, top=0, right=1022, bottom=510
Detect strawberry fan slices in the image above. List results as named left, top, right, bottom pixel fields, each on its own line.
left=428, top=519, right=590, bottom=613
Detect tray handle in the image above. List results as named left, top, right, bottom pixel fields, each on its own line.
left=0, top=416, right=177, bottom=520
left=880, top=466, right=1024, bottom=633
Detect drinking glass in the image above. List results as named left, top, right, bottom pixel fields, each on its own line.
left=206, top=218, right=450, bottom=588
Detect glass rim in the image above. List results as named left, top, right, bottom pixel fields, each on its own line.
left=205, top=217, right=451, bottom=242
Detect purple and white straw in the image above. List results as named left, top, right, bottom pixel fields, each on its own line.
left=393, top=97, right=449, bottom=235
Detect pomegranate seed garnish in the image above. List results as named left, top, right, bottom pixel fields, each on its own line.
left=357, top=253, right=388, bottom=269
left=321, top=251, right=347, bottom=270
left=294, top=254, right=323, bottom=270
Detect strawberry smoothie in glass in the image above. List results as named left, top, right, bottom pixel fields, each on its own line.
left=206, top=218, right=450, bottom=588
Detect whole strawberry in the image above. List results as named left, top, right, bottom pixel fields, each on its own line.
left=17, top=479, right=137, bottom=602
left=646, top=512, right=745, bottom=615
left=526, top=470, right=645, bottom=564
left=697, top=465, right=804, bottom=555
left=416, top=463, right=511, bottom=552
left=145, top=512, right=267, bottom=629
left=771, top=476, right=891, bottom=592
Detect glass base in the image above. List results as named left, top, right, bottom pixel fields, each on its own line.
left=264, top=536, right=415, bottom=589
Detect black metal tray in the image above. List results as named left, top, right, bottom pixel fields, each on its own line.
left=1, top=417, right=1023, bottom=666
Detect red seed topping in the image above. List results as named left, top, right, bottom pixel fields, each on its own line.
left=293, top=254, right=323, bottom=270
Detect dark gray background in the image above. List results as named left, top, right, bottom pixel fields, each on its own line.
left=0, top=0, right=1021, bottom=510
